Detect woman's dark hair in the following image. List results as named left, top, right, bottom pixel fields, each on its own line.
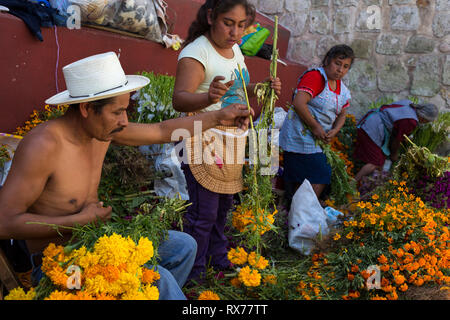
left=184, top=0, right=256, bottom=46
left=322, top=44, right=355, bottom=67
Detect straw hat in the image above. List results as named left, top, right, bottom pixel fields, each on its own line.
left=45, top=52, right=150, bottom=105
left=186, top=125, right=248, bottom=194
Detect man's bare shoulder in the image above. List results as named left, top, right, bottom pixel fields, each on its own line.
left=15, top=120, right=63, bottom=161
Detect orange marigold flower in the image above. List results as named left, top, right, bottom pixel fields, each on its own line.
left=394, top=275, right=406, bottom=285
left=399, top=283, right=408, bottom=292
left=378, top=254, right=388, bottom=264
left=142, top=268, right=160, bottom=284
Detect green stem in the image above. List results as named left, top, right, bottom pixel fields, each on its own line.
left=237, top=63, right=255, bottom=132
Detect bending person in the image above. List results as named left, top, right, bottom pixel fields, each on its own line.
left=354, top=100, right=439, bottom=182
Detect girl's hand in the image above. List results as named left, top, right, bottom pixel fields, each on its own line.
left=264, top=77, right=282, bottom=96
left=325, top=128, right=339, bottom=144
left=312, top=124, right=327, bottom=143
left=208, top=76, right=234, bottom=105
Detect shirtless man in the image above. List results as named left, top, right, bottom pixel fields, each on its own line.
left=0, top=52, right=251, bottom=299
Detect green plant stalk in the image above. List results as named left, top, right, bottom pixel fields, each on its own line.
left=268, top=16, right=279, bottom=116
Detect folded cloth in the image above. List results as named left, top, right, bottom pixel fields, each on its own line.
left=0, top=0, right=65, bottom=41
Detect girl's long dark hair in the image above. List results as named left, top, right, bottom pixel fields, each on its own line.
left=184, top=0, right=256, bottom=47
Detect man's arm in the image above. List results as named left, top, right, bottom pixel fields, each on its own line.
left=113, top=104, right=252, bottom=146
left=0, top=133, right=110, bottom=240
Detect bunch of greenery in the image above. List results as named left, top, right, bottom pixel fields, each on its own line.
left=31, top=196, right=189, bottom=268
left=410, top=111, right=450, bottom=153
left=234, top=17, right=280, bottom=254
left=393, top=135, right=449, bottom=182
left=98, top=144, right=159, bottom=216
left=130, top=72, right=179, bottom=123
left=301, top=123, right=357, bottom=206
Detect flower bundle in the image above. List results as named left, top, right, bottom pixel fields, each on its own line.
left=234, top=17, right=280, bottom=254
left=6, top=233, right=160, bottom=300
left=300, top=117, right=358, bottom=206
left=410, top=111, right=450, bottom=153
left=393, top=135, right=449, bottom=182
left=14, top=105, right=68, bottom=136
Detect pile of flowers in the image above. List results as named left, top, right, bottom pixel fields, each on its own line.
left=14, top=105, right=68, bottom=136
left=6, top=233, right=160, bottom=300
left=323, top=177, right=449, bottom=300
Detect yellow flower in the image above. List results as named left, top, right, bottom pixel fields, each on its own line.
left=371, top=194, right=379, bottom=200
left=5, top=287, right=36, bottom=300
left=238, top=266, right=261, bottom=287
left=346, top=232, right=354, bottom=239
left=247, top=252, right=269, bottom=270
left=198, top=290, right=220, bottom=300
left=94, top=233, right=135, bottom=266
left=227, top=247, right=248, bottom=265
left=45, top=290, right=74, bottom=300
left=142, top=284, right=159, bottom=300
left=333, top=233, right=341, bottom=241
left=132, top=237, right=154, bottom=266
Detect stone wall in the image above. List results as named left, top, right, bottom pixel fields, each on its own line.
left=249, top=0, right=449, bottom=118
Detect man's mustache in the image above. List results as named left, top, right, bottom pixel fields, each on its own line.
left=110, top=127, right=124, bottom=134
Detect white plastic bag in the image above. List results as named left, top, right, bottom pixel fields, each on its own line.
left=288, top=179, right=329, bottom=255
left=139, top=143, right=189, bottom=200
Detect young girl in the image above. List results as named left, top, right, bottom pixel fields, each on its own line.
left=279, top=45, right=354, bottom=209
left=172, top=0, right=281, bottom=282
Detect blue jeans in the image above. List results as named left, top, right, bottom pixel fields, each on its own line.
left=31, top=230, right=197, bottom=300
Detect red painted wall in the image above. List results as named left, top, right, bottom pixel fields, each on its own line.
left=0, top=1, right=305, bottom=133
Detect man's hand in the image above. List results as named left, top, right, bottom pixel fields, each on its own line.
left=217, top=104, right=254, bottom=130
left=208, top=76, right=234, bottom=105
left=78, top=202, right=112, bottom=224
